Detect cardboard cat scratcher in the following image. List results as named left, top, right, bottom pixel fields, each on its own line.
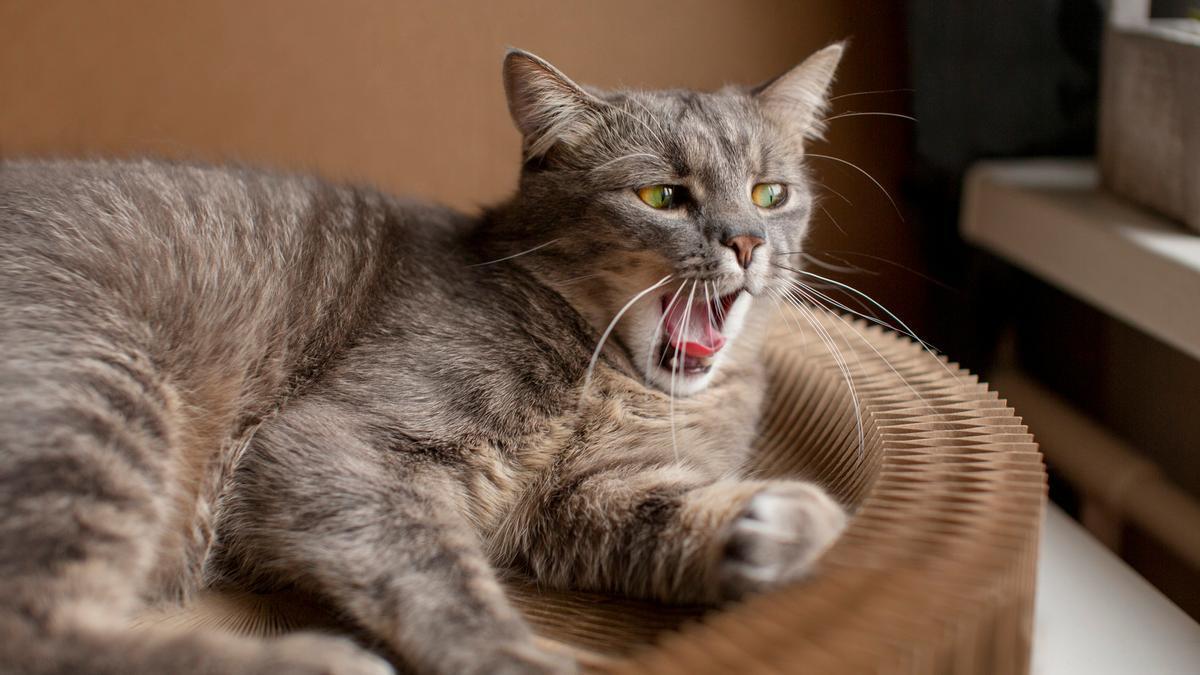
left=138, top=307, right=1046, bottom=674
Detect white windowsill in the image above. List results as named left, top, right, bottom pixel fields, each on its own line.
left=1033, top=505, right=1200, bottom=675
left=962, top=158, right=1200, bottom=672
left=962, top=159, right=1200, bottom=361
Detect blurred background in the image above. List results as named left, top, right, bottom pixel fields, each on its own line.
left=2, top=0, right=1198, bottom=644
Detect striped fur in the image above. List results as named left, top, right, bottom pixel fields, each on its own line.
left=0, top=45, right=845, bottom=674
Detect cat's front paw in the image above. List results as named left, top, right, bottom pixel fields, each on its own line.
left=717, top=481, right=847, bottom=601
left=260, top=633, right=396, bottom=675
left=488, top=640, right=578, bottom=675
left=440, top=637, right=576, bottom=675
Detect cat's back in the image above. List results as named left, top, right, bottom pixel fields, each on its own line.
left=1, top=156, right=415, bottom=327
left=0, top=158, right=484, bottom=598
left=0, top=157, right=435, bottom=424
left=0, top=158, right=469, bottom=301
left=1, top=158, right=354, bottom=293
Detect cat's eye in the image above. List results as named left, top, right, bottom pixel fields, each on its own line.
left=636, top=185, right=678, bottom=209
left=751, top=183, right=787, bottom=209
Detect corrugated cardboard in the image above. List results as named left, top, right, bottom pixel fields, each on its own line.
left=137, top=308, right=1046, bottom=674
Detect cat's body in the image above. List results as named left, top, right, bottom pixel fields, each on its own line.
left=0, top=46, right=847, bottom=674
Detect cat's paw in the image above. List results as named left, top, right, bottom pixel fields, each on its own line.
left=717, top=481, right=847, bottom=601
left=486, top=639, right=578, bottom=675
left=259, top=633, right=395, bottom=675
left=439, top=637, right=576, bottom=675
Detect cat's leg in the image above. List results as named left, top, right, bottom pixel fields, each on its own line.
left=211, top=397, right=574, bottom=675
left=0, top=338, right=392, bottom=675
left=504, top=459, right=847, bottom=604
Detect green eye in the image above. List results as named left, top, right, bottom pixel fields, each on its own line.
left=751, top=182, right=787, bottom=208
left=637, top=185, right=675, bottom=209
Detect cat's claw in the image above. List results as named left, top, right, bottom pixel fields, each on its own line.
left=717, top=481, right=847, bottom=601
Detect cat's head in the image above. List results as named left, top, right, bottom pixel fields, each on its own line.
left=499, top=45, right=843, bottom=396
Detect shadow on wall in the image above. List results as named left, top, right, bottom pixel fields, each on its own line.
left=0, top=0, right=920, bottom=328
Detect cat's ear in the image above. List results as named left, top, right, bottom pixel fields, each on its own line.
left=503, top=49, right=604, bottom=159
left=753, top=42, right=844, bottom=144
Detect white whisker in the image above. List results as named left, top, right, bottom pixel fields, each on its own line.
left=784, top=265, right=960, bottom=381
left=788, top=273, right=890, bottom=321
left=557, top=272, right=605, bottom=285
left=468, top=239, right=561, bottom=267
left=709, top=280, right=728, bottom=325
left=772, top=288, right=865, bottom=458
left=669, top=281, right=697, bottom=462
left=822, top=111, right=917, bottom=124
left=646, top=280, right=688, bottom=381
left=806, top=152, right=904, bottom=222
left=584, top=274, right=673, bottom=391
left=794, top=252, right=868, bottom=276
left=703, top=282, right=716, bottom=332
left=817, top=203, right=846, bottom=236
left=829, top=88, right=914, bottom=101
left=818, top=250, right=960, bottom=294
left=782, top=275, right=904, bottom=335
left=813, top=180, right=853, bottom=206
left=788, top=283, right=937, bottom=420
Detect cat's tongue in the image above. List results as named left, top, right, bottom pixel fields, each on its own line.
left=664, top=296, right=726, bottom=358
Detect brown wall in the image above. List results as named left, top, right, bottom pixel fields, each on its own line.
left=1, top=0, right=915, bottom=315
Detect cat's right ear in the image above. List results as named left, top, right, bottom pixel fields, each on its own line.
left=503, top=49, right=603, bottom=159
left=752, top=42, right=844, bottom=145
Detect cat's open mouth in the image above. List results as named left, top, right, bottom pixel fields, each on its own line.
left=656, top=290, right=741, bottom=375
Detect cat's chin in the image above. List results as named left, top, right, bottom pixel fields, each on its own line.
left=645, top=363, right=719, bottom=397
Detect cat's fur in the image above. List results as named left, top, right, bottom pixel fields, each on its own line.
left=0, top=45, right=846, bottom=674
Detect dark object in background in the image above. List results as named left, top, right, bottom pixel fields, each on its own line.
left=908, top=0, right=1102, bottom=179
left=1149, top=0, right=1200, bottom=17
left=904, top=0, right=1104, bottom=367
left=1100, top=0, right=1200, bottom=232
left=923, top=0, right=1200, bottom=621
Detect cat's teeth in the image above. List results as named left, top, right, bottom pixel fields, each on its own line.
left=660, top=352, right=712, bottom=375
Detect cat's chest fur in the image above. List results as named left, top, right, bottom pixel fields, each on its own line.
left=399, top=370, right=765, bottom=541
left=310, top=272, right=768, bottom=537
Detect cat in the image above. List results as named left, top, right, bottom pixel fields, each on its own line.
left=0, top=44, right=847, bottom=674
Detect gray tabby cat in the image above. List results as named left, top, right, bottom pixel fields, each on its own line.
left=0, top=45, right=846, bottom=674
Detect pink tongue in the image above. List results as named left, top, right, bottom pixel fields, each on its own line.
left=664, top=296, right=726, bottom=358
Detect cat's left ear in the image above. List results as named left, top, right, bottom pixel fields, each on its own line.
left=753, top=42, right=845, bottom=144
left=503, top=49, right=605, bottom=159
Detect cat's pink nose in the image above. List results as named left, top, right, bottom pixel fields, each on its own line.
left=723, top=235, right=763, bottom=269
